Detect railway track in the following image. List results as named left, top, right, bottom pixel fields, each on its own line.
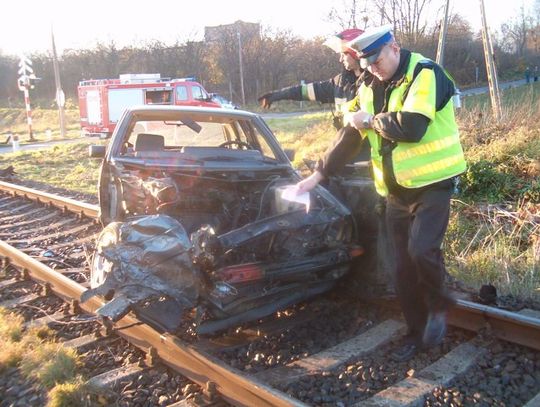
left=1, top=179, right=540, bottom=407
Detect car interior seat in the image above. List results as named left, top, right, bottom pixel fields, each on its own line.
left=135, top=133, right=165, bottom=152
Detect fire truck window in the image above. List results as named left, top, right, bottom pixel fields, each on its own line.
left=192, top=86, right=206, bottom=100
left=159, top=92, right=171, bottom=104
left=176, top=86, right=188, bottom=101
left=145, top=91, right=172, bottom=105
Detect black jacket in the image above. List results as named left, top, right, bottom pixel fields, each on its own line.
left=267, top=68, right=359, bottom=106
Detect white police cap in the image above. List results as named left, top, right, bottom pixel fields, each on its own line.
left=348, top=25, right=394, bottom=68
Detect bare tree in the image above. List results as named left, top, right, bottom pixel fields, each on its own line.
left=528, top=0, right=540, bottom=55
left=327, top=0, right=371, bottom=29
left=326, top=0, right=443, bottom=47
left=373, top=0, right=437, bottom=46
left=500, top=5, right=533, bottom=57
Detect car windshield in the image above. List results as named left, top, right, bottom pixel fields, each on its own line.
left=118, top=110, right=279, bottom=161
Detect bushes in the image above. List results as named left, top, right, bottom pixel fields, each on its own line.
left=459, top=159, right=540, bottom=203
left=457, top=91, right=540, bottom=204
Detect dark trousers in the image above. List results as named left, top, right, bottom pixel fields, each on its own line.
left=385, top=181, right=454, bottom=339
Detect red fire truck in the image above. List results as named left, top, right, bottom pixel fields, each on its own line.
left=78, top=74, right=221, bottom=138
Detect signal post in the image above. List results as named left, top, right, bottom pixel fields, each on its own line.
left=17, top=55, right=38, bottom=141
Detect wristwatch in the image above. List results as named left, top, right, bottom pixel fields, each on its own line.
left=362, top=114, right=373, bottom=129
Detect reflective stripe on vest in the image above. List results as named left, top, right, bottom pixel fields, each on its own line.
left=358, top=52, right=466, bottom=196
left=334, top=97, right=347, bottom=112
left=301, top=83, right=317, bottom=101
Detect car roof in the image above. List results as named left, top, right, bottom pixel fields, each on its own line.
left=126, top=105, right=253, bottom=118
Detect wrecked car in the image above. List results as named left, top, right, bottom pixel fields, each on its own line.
left=82, top=105, right=379, bottom=334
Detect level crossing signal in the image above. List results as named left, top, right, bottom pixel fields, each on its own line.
left=18, top=55, right=33, bottom=76
left=17, top=54, right=38, bottom=140
left=17, top=56, right=40, bottom=91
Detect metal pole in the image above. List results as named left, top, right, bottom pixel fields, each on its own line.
left=436, top=0, right=450, bottom=66
left=479, top=0, right=502, bottom=120
left=17, top=56, right=35, bottom=141
left=23, top=86, right=34, bottom=141
left=51, top=26, right=66, bottom=138
left=237, top=31, right=246, bottom=106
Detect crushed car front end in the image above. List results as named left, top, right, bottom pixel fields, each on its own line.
left=82, top=106, right=360, bottom=333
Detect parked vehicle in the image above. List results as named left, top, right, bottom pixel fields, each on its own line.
left=77, top=74, right=220, bottom=138
left=83, top=105, right=381, bottom=334
left=209, top=93, right=239, bottom=109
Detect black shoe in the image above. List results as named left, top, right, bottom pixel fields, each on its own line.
left=391, top=342, right=419, bottom=362
left=422, top=311, right=447, bottom=347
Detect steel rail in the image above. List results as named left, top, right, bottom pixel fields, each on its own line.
left=0, top=180, right=99, bottom=218
left=2, top=182, right=540, bottom=381
left=374, top=297, right=540, bottom=351
left=0, top=239, right=305, bottom=407
left=450, top=299, right=540, bottom=351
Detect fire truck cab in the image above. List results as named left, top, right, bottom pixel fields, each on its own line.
left=78, top=74, right=221, bottom=138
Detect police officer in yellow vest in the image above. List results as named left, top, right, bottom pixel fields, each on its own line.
left=297, top=25, right=466, bottom=362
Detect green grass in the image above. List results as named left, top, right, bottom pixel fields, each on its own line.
left=0, top=108, right=81, bottom=141
left=0, top=143, right=103, bottom=196
left=268, top=111, right=337, bottom=169
left=460, top=81, right=540, bottom=111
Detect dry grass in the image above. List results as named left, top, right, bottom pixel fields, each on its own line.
left=0, top=307, right=102, bottom=406
left=20, top=341, right=80, bottom=388
left=446, top=200, right=540, bottom=298
left=447, top=85, right=540, bottom=298
left=0, top=307, right=25, bottom=342
left=0, top=308, right=25, bottom=371
left=46, top=379, right=105, bottom=407
left=47, top=379, right=88, bottom=407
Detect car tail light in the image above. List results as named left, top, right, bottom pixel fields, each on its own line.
left=349, top=245, right=365, bottom=258
left=217, top=263, right=264, bottom=283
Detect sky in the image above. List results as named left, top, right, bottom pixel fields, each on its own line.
left=0, top=0, right=535, bottom=56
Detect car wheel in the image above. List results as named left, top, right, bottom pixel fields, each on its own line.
left=91, top=222, right=122, bottom=299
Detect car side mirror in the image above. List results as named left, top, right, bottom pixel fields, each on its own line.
left=284, top=148, right=295, bottom=162
left=89, top=145, right=106, bottom=158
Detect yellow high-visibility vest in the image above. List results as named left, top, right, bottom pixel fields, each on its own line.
left=357, top=52, right=466, bottom=196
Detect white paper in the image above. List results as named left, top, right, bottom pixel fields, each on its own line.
left=280, top=185, right=310, bottom=213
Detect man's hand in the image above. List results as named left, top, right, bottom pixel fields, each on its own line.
left=296, top=171, right=324, bottom=194
left=332, top=115, right=343, bottom=130
left=258, top=93, right=276, bottom=109
left=344, top=111, right=373, bottom=130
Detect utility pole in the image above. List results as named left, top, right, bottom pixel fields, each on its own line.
left=51, top=26, right=67, bottom=138
left=479, top=0, right=502, bottom=121
left=436, top=0, right=450, bottom=66
left=237, top=31, right=246, bottom=106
